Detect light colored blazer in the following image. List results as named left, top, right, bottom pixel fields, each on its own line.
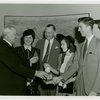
left=58, top=51, right=79, bottom=82
left=76, top=36, right=100, bottom=95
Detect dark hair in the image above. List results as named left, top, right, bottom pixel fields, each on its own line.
left=56, top=34, right=65, bottom=43
left=46, top=24, right=56, bottom=31
left=21, top=29, right=35, bottom=45
left=61, top=35, right=76, bottom=53
left=78, top=17, right=95, bottom=29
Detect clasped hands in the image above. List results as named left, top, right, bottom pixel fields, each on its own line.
left=53, top=76, right=63, bottom=85
left=43, top=63, right=62, bottom=85
left=43, top=63, right=52, bottom=73
left=35, top=70, right=49, bottom=80
left=35, top=63, right=52, bottom=81
left=36, top=63, right=63, bottom=85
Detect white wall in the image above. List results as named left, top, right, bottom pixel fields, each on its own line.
left=0, top=4, right=100, bottom=37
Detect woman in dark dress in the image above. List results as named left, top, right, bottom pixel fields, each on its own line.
left=15, top=29, right=40, bottom=95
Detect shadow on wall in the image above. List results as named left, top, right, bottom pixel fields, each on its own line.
left=74, top=27, right=85, bottom=44
left=56, top=27, right=85, bottom=44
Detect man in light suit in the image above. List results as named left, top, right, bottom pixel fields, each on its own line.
left=75, top=17, right=100, bottom=96
left=0, top=26, right=48, bottom=95
left=36, top=24, right=60, bottom=95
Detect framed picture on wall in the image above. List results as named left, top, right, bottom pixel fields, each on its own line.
left=4, top=13, right=90, bottom=47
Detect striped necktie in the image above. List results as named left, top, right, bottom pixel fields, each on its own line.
left=43, top=40, right=50, bottom=63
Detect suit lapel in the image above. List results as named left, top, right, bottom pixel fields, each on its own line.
left=41, top=39, right=45, bottom=60
left=64, top=53, right=74, bottom=71
left=80, top=42, right=85, bottom=62
left=49, top=38, right=56, bottom=56
left=21, top=46, right=29, bottom=60
left=83, top=36, right=96, bottom=63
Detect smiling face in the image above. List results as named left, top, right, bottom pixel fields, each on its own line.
left=24, top=35, right=33, bottom=46
left=45, top=26, right=55, bottom=40
left=61, top=39, right=68, bottom=52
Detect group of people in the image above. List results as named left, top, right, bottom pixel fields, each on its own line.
left=0, top=16, right=100, bottom=96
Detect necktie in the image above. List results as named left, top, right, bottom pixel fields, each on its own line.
left=83, top=40, right=88, bottom=58
left=43, top=40, right=50, bottom=63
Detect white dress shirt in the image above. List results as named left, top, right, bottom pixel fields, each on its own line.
left=42, top=38, right=54, bottom=60
left=87, top=34, right=94, bottom=48
left=24, top=44, right=32, bottom=51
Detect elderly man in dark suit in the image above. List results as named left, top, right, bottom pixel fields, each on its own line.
left=75, top=17, right=100, bottom=96
left=36, top=24, right=60, bottom=95
left=0, top=26, right=48, bottom=95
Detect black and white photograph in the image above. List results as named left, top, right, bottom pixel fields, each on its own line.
left=0, top=1, right=100, bottom=99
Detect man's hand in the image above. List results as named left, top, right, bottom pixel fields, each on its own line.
left=43, top=63, right=52, bottom=73
left=35, top=71, right=48, bottom=80
left=89, top=91, right=97, bottom=96
left=44, top=63, right=51, bottom=69
left=53, top=76, right=62, bottom=85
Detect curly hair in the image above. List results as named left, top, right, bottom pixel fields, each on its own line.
left=21, top=29, right=35, bottom=45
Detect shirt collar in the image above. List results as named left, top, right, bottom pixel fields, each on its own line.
left=24, top=44, right=32, bottom=51
left=87, top=34, right=94, bottom=47
left=46, top=38, right=54, bottom=44
left=3, top=39, right=12, bottom=47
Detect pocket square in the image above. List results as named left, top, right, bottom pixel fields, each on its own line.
left=55, top=46, right=59, bottom=49
left=89, top=52, right=93, bottom=54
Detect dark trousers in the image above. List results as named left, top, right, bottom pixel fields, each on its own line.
left=38, top=81, right=57, bottom=96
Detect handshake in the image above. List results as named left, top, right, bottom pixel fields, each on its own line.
left=35, top=70, right=49, bottom=80
left=35, top=63, right=61, bottom=85
left=35, top=63, right=53, bottom=84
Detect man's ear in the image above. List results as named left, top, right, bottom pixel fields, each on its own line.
left=54, top=32, right=57, bottom=37
left=87, top=25, right=91, bottom=30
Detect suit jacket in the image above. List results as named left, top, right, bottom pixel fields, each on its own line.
left=0, top=40, right=36, bottom=95
left=35, top=38, right=60, bottom=73
left=58, top=52, right=78, bottom=81
left=75, top=36, right=100, bottom=95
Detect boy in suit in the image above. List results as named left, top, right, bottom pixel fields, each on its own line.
left=75, top=17, right=100, bottom=96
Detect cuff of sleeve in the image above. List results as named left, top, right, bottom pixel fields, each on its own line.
left=61, top=78, right=65, bottom=83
